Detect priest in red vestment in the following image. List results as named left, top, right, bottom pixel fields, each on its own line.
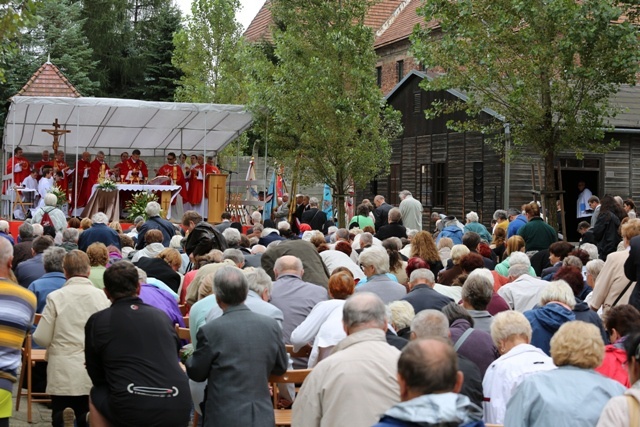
left=34, top=150, right=54, bottom=178
left=123, top=149, right=148, bottom=183
left=54, top=150, right=72, bottom=201
left=74, top=151, right=92, bottom=209
left=112, top=151, right=129, bottom=180
left=3, top=146, right=31, bottom=194
left=88, top=151, right=111, bottom=190
left=157, top=152, right=187, bottom=202
left=188, top=155, right=219, bottom=217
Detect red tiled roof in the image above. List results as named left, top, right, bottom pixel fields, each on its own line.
left=365, top=0, right=404, bottom=32
left=243, top=0, right=407, bottom=43
left=374, top=0, right=438, bottom=49
left=15, top=62, right=82, bottom=98
left=244, top=1, right=273, bottom=43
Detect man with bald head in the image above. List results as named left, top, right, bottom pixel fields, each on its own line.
left=373, top=338, right=483, bottom=427
left=292, top=293, right=400, bottom=427
left=269, top=255, right=328, bottom=345
left=410, top=309, right=484, bottom=408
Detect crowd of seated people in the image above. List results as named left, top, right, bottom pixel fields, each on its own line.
left=2, top=190, right=640, bottom=427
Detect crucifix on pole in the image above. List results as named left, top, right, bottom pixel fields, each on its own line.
left=42, top=118, right=71, bottom=171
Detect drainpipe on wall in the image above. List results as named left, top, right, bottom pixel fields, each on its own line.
left=503, top=123, right=511, bottom=208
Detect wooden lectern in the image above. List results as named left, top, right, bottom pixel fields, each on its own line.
left=207, top=174, right=227, bottom=223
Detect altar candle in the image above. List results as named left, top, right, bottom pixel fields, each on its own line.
left=172, top=165, right=177, bottom=181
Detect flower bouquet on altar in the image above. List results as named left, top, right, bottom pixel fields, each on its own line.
left=48, top=186, right=67, bottom=208
left=97, top=179, right=117, bottom=192
left=125, top=191, right=160, bottom=221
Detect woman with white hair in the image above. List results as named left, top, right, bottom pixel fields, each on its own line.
left=357, top=246, right=406, bottom=303
left=523, top=280, right=576, bottom=355
left=483, top=311, right=556, bottom=424
left=463, top=211, right=492, bottom=243
left=505, top=321, right=625, bottom=427
left=32, top=193, right=67, bottom=233
left=437, top=244, right=470, bottom=286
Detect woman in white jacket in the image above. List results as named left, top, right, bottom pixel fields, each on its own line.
left=290, top=272, right=355, bottom=367
left=33, top=250, right=111, bottom=427
left=598, top=332, right=640, bottom=427
left=482, top=310, right=556, bottom=425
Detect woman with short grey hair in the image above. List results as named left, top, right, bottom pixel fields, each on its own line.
left=483, top=310, right=555, bottom=425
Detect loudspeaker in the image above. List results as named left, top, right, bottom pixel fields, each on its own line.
left=473, top=162, right=483, bottom=202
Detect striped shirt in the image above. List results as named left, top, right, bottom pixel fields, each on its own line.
left=0, top=279, right=36, bottom=382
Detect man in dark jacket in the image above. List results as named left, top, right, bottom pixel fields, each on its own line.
left=85, top=261, right=191, bottom=426
left=12, top=222, right=35, bottom=270
left=181, top=210, right=228, bottom=257
left=402, top=268, right=453, bottom=313
left=373, top=195, right=393, bottom=231
left=136, top=201, right=176, bottom=249
left=409, top=309, right=484, bottom=409
left=375, top=207, right=407, bottom=240
left=624, top=234, right=640, bottom=312
left=78, top=212, right=120, bottom=252
left=300, top=197, right=327, bottom=231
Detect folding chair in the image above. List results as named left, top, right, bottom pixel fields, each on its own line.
left=174, top=324, right=198, bottom=427
left=16, top=314, right=50, bottom=423
left=269, top=369, right=313, bottom=427
left=285, top=344, right=311, bottom=358
left=178, top=304, right=188, bottom=316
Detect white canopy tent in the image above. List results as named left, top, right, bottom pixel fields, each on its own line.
left=3, top=96, right=253, bottom=154
left=2, top=96, right=254, bottom=218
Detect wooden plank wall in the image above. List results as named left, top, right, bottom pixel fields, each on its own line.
left=631, top=134, right=640, bottom=200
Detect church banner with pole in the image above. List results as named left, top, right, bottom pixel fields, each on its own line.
left=263, top=169, right=277, bottom=222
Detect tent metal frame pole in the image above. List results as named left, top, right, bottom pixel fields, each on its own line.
left=11, top=110, right=15, bottom=219
left=74, top=109, right=79, bottom=216
left=264, top=117, right=268, bottom=195
left=202, top=113, right=207, bottom=219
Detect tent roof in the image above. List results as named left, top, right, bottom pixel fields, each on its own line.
left=3, top=96, right=253, bottom=154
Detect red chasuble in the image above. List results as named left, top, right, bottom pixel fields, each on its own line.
left=157, top=164, right=188, bottom=202
left=3, top=156, right=31, bottom=194
left=188, top=164, right=219, bottom=205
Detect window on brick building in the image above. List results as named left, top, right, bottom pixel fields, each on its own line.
left=376, top=66, right=382, bottom=88
left=396, top=60, right=404, bottom=83
left=432, top=162, right=447, bottom=208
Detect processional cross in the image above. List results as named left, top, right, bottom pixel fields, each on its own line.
left=42, top=118, right=71, bottom=170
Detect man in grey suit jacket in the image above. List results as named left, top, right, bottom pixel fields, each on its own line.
left=186, top=266, right=288, bottom=426
left=273, top=193, right=290, bottom=223
left=269, top=256, right=328, bottom=344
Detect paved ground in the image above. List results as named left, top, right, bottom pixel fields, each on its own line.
left=10, top=382, right=51, bottom=427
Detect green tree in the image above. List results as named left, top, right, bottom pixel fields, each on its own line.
left=245, top=0, right=402, bottom=224
left=0, top=0, right=98, bottom=138
left=82, top=0, right=181, bottom=99
left=172, top=0, right=244, bottom=104
left=0, top=0, right=37, bottom=82
left=411, top=0, right=640, bottom=226
left=136, top=4, right=183, bottom=101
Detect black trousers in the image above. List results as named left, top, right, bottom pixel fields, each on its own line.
left=51, top=395, right=89, bottom=427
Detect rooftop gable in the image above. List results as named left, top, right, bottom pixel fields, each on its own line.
left=15, top=61, right=81, bottom=98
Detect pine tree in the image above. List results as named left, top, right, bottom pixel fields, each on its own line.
left=82, top=0, right=180, bottom=99
left=136, top=4, right=183, bottom=101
